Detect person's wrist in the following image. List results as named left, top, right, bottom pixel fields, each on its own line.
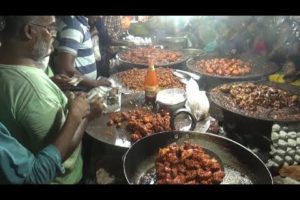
left=68, top=110, right=83, bottom=124
left=96, top=79, right=103, bottom=87
left=87, top=111, right=100, bottom=121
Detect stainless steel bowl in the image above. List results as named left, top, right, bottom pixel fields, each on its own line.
left=156, top=88, right=186, bottom=113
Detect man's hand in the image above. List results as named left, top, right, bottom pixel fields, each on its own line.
left=87, top=96, right=106, bottom=121
left=67, top=92, right=90, bottom=120
left=96, top=77, right=112, bottom=87
left=51, top=74, right=73, bottom=90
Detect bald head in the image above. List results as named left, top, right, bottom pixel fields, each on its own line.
left=0, top=16, right=56, bottom=65
left=0, top=16, right=39, bottom=39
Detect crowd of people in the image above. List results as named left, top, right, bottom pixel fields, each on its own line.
left=0, top=15, right=118, bottom=184
left=0, top=15, right=134, bottom=184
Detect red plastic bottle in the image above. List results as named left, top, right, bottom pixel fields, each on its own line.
left=144, top=59, right=159, bottom=106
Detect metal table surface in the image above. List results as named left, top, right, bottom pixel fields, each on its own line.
left=86, top=92, right=145, bottom=149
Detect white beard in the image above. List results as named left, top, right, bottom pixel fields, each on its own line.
left=37, top=55, right=50, bottom=71
left=36, top=43, right=53, bottom=71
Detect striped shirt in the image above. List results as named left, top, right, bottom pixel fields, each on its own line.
left=54, top=16, right=97, bottom=80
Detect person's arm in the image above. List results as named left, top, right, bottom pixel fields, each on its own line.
left=0, top=93, right=91, bottom=184
left=52, top=92, right=103, bottom=161
left=53, top=92, right=90, bottom=161
left=54, top=17, right=111, bottom=89
left=0, top=123, right=64, bottom=184
left=24, top=92, right=102, bottom=184
left=54, top=52, right=105, bottom=89
left=54, top=52, right=80, bottom=77
left=50, top=74, right=74, bottom=91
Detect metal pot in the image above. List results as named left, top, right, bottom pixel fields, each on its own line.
left=156, top=88, right=186, bottom=113
left=181, top=48, right=204, bottom=58
left=156, top=88, right=197, bottom=131
left=123, top=131, right=273, bottom=184
left=158, top=36, right=188, bottom=50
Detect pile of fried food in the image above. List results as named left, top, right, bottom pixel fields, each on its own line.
left=195, top=58, right=252, bottom=76
left=211, top=82, right=300, bottom=121
left=155, top=142, right=225, bottom=184
left=218, top=83, right=299, bottom=111
left=118, top=67, right=184, bottom=91
left=107, top=107, right=171, bottom=142
left=119, top=47, right=184, bottom=65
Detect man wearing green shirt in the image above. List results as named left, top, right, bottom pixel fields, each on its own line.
left=0, top=16, right=93, bottom=184
left=0, top=93, right=90, bottom=184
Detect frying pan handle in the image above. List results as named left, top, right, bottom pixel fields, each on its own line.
left=170, top=108, right=197, bottom=131
left=122, top=153, right=126, bottom=162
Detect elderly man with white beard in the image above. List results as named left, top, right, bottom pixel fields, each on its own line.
left=0, top=16, right=102, bottom=184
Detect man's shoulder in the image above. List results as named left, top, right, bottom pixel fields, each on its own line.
left=55, top=17, right=85, bottom=47
left=58, top=16, right=85, bottom=32
left=0, top=65, right=64, bottom=101
left=0, top=65, right=41, bottom=85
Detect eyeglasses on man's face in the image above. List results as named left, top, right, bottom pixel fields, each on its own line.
left=29, top=22, right=58, bottom=36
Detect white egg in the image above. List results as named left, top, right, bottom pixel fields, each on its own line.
left=288, top=139, right=297, bottom=147
left=273, top=155, right=284, bottom=165
left=271, top=132, right=279, bottom=141
left=276, top=149, right=286, bottom=157
left=283, top=162, right=289, bottom=166
left=279, top=130, right=287, bottom=139
left=278, top=139, right=287, bottom=148
left=267, top=160, right=279, bottom=168
left=269, top=150, right=275, bottom=156
left=270, top=145, right=276, bottom=151
left=287, top=150, right=296, bottom=156
left=294, top=154, right=300, bottom=162
left=272, top=124, right=281, bottom=132
left=284, top=155, right=293, bottom=164
left=282, top=126, right=289, bottom=131
left=287, top=131, right=297, bottom=139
